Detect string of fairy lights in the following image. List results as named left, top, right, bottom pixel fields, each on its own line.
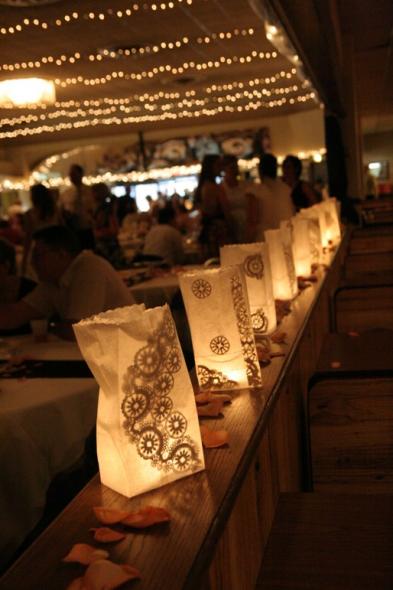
left=0, top=70, right=299, bottom=112
left=0, top=147, right=327, bottom=192
left=0, top=0, right=201, bottom=37
left=1, top=70, right=304, bottom=126
left=1, top=84, right=304, bottom=126
left=0, top=0, right=323, bottom=191
left=0, top=92, right=317, bottom=140
left=51, top=50, right=278, bottom=89
left=0, top=26, right=258, bottom=73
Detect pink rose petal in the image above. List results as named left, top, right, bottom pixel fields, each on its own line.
left=93, top=507, right=130, bottom=525
left=83, top=559, right=140, bottom=590
left=90, top=528, right=127, bottom=543
left=121, top=506, right=170, bottom=528
left=200, top=425, right=229, bottom=448
left=63, top=543, right=109, bottom=565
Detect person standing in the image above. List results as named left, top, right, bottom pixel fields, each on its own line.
left=253, top=154, right=295, bottom=240
left=221, top=155, right=257, bottom=243
left=22, top=183, right=59, bottom=275
left=194, top=154, right=233, bottom=259
left=59, top=164, right=96, bottom=249
left=282, top=155, right=319, bottom=211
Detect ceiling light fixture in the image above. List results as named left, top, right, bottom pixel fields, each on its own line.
left=0, top=77, right=55, bottom=106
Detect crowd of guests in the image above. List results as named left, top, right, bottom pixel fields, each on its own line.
left=195, top=152, right=321, bottom=258
left=0, top=153, right=322, bottom=339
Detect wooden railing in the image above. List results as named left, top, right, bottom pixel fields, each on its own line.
left=0, top=237, right=348, bottom=590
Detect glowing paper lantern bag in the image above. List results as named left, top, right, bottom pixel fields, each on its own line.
left=298, top=210, right=323, bottom=265
left=74, top=304, right=204, bottom=498
left=265, top=229, right=295, bottom=301
left=220, top=243, right=276, bottom=335
left=279, top=221, right=298, bottom=298
left=179, top=266, right=262, bottom=391
left=291, top=216, right=312, bottom=276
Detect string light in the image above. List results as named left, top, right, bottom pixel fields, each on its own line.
left=0, top=72, right=297, bottom=112
left=0, top=148, right=327, bottom=191
left=53, top=50, right=278, bottom=90
left=0, top=93, right=317, bottom=140
left=0, top=26, right=257, bottom=73
left=0, top=76, right=309, bottom=127
left=0, top=0, right=200, bottom=37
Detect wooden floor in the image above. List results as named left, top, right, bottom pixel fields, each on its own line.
left=257, top=493, right=393, bottom=590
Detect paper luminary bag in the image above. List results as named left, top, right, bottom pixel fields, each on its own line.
left=74, top=304, right=204, bottom=498
left=265, top=228, right=296, bottom=300
left=298, top=209, right=323, bottom=265
left=179, top=266, right=262, bottom=391
left=322, top=198, right=341, bottom=244
left=279, top=221, right=298, bottom=298
left=290, top=216, right=313, bottom=276
left=220, top=243, right=276, bottom=335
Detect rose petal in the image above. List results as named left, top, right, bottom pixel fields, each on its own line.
left=90, top=528, right=127, bottom=543
left=200, top=425, right=229, bottom=448
left=63, top=544, right=109, bottom=565
left=93, top=507, right=130, bottom=525
left=257, top=346, right=271, bottom=364
left=348, top=331, right=360, bottom=337
left=121, top=506, right=170, bottom=528
left=270, top=331, right=287, bottom=344
left=83, top=560, right=140, bottom=590
left=330, top=361, right=341, bottom=368
left=195, top=392, right=231, bottom=405
left=197, top=399, right=225, bottom=417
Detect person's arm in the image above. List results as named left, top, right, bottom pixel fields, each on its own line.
left=0, top=300, right=42, bottom=330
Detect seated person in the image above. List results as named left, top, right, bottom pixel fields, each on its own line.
left=0, top=226, right=134, bottom=340
left=0, top=238, right=36, bottom=335
left=0, top=238, right=36, bottom=304
left=143, top=206, right=184, bottom=266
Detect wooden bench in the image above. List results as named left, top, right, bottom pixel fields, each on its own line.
left=332, top=271, right=393, bottom=332
left=344, top=250, right=393, bottom=277
left=308, top=330, right=393, bottom=493
left=349, top=224, right=393, bottom=254
left=257, top=492, right=393, bottom=590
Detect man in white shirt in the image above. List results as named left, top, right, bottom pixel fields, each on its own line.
left=0, top=226, right=134, bottom=339
left=143, top=206, right=184, bottom=266
left=253, top=153, right=295, bottom=240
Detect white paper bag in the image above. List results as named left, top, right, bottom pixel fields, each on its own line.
left=74, top=304, right=204, bottom=498
left=220, top=242, right=276, bottom=335
left=265, top=228, right=295, bottom=300
left=279, top=221, right=298, bottom=298
left=179, top=266, right=262, bottom=391
left=291, top=216, right=312, bottom=276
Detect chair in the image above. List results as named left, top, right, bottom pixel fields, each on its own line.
left=308, top=330, right=393, bottom=492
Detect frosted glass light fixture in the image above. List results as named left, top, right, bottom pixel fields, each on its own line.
left=0, top=78, right=56, bottom=106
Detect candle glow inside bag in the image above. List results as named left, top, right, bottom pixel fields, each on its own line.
left=291, top=216, right=312, bottom=276
left=279, top=221, right=298, bottom=298
left=220, top=242, right=276, bottom=335
left=265, top=229, right=295, bottom=300
left=179, top=266, right=262, bottom=391
left=299, top=209, right=323, bottom=265
left=74, top=304, right=204, bottom=498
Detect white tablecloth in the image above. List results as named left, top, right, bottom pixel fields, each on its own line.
left=0, top=336, right=98, bottom=568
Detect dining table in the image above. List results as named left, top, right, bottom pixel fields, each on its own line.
left=121, top=265, right=204, bottom=308
left=0, top=334, right=99, bottom=570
